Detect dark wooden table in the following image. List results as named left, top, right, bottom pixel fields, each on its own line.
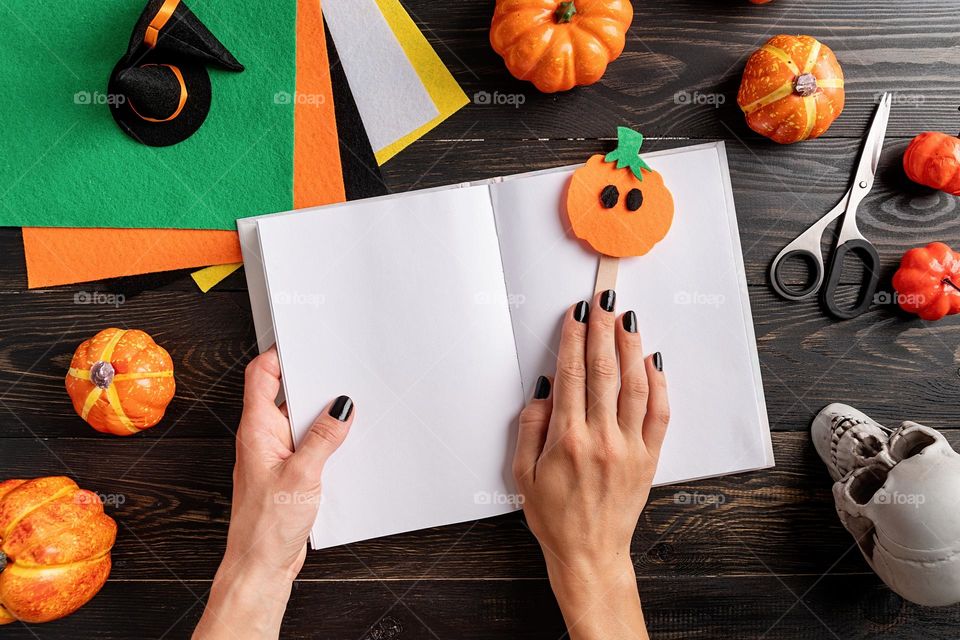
left=3, top=0, right=960, bottom=637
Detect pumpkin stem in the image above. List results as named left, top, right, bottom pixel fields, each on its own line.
left=554, top=1, right=577, bottom=23
left=0, top=551, right=6, bottom=574
left=943, top=277, right=960, bottom=293
left=90, top=361, right=115, bottom=389
left=604, top=127, right=653, bottom=181
left=794, top=73, right=819, bottom=97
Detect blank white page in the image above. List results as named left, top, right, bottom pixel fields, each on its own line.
left=256, top=186, right=523, bottom=549
left=491, top=143, right=774, bottom=484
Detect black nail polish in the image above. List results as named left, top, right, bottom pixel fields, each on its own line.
left=600, top=289, right=616, bottom=312
left=533, top=376, right=551, bottom=400
left=573, top=301, right=589, bottom=323
left=329, top=395, right=354, bottom=421
left=653, top=352, right=663, bottom=372
left=623, top=310, right=638, bottom=333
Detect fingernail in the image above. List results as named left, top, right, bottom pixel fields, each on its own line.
left=329, top=395, right=354, bottom=421
left=623, top=310, right=638, bottom=333
left=573, top=301, right=589, bottom=323
left=653, top=352, right=663, bottom=372
left=533, top=376, right=551, bottom=400
left=600, top=289, right=616, bottom=312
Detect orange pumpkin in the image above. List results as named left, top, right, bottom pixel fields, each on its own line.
left=892, top=242, right=960, bottom=321
left=737, top=34, right=844, bottom=144
left=0, top=477, right=116, bottom=625
left=490, top=0, right=633, bottom=93
left=65, top=328, right=175, bottom=436
left=903, top=132, right=960, bottom=196
left=566, top=127, right=674, bottom=257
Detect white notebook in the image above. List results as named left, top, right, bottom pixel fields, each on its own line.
left=240, top=142, right=774, bottom=550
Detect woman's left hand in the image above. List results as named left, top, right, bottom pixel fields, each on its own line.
left=194, top=348, right=355, bottom=639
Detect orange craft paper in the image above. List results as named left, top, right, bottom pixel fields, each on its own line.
left=23, top=0, right=344, bottom=289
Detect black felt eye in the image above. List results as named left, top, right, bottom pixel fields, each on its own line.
left=625, top=188, right=643, bottom=212
left=599, top=185, right=619, bottom=209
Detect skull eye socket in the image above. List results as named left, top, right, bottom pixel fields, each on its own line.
left=890, top=429, right=937, bottom=461
left=848, top=465, right=890, bottom=506
left=626, top=188, right=643, bottom=212
left=599, top=185, right=619, bottom=209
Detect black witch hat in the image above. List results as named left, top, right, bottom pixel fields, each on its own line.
left=108, top=0, right=243, bottom=147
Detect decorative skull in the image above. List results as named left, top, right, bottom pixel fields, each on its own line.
left=812, top=403, right=960, bottom=607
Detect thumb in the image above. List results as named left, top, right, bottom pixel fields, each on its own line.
left=290, top=395, right=355, bottom=475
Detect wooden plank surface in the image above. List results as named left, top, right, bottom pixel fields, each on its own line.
left=2, top=0, right=960, bottom=637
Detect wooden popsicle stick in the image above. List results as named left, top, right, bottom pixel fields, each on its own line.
left=594, top=254, right=620, bottom=297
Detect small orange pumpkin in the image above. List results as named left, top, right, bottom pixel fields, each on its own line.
left=65, top=328, right=175, bottom=436
left=737, top=34, right=844, bottom=144
left=0, top=477, right=116, bottom=625
left=903, top=132, right=960, bottom=196
left=892, top=242, right=960, bottom=321
left=566, top=127, right=674, bottom=257
left=490, top=0, right=633, bottom=94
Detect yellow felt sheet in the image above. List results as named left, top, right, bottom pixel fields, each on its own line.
left=372, top=0, right=469, bottom=165
left=191, top=262, right=244, bottom=292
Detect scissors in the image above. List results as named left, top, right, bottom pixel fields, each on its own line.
left=770, top=92, right=891, bottom=320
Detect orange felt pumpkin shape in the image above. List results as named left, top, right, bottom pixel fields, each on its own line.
left=0, top=477, right=116, bottom=625
left=566, top=127, right=674, bottom=257
left=737, top=34, right=844, bottom=144
left=65, top=328, right=175, bottom=436
left=903, top=132, right=960, bottom=196
left=490, top=0, right=633, bottom=94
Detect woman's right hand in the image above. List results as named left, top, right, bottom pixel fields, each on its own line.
left=513, top=290, right=670, bottom=640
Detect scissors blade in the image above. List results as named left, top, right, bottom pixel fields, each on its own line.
left=852, top=92, right=892, bottom=193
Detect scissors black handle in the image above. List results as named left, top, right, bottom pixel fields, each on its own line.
left=821, top=238, right=881, bottom=320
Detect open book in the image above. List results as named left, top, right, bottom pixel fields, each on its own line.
left=239, top=142, right=774, bottom=550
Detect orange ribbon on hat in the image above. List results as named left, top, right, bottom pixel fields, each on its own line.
left=144, top=0, right=181, bottom=48
left=128, top=64, right=188, bottom=122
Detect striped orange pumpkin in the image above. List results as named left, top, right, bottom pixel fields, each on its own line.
left=737, top=35, right=844, bottom=144
left=0, top=477, right=116, bottom=625
left=65, top=328, right=175, bottom=436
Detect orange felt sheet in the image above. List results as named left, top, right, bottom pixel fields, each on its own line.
left=23, top=0, right=344, bottom=289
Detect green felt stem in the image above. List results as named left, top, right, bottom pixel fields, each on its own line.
left=604, top=126, right=653, bottom=181
left=555, top=1, right=577, bottom=23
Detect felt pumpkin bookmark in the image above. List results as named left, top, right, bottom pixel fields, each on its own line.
left=566, top=127, right=675, bottom=295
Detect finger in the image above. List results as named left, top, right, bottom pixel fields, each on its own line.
left=243, top=347, right=282, bottom=412
left=288, top=395, right=355, bottom=478
left=642, top=353, right=670, bottom=456
left=514, top=376, right=553, bottom=485
left=586, top=289, right=619, bottom=425
left=549, top=301, right=589, bottom=441
left=616, top=310, right=648, bottom=437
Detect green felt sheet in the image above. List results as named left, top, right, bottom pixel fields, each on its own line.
left=0, top=0, right=296, bottom=229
